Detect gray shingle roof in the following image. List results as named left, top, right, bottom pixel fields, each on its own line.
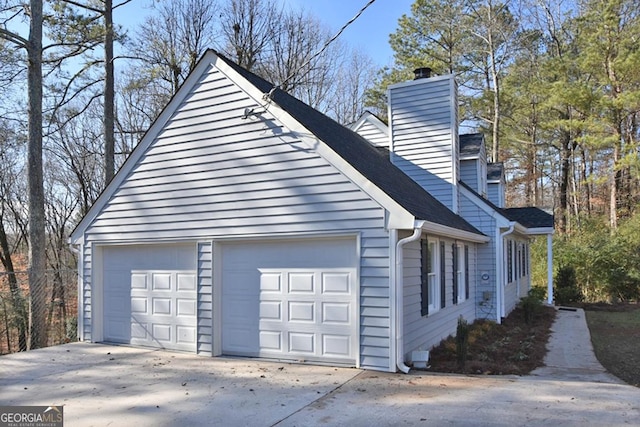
left=487, top=162, right=504, bottom=181
left=460, top=133, right=484, bottom=157
left=502, top=207, right=554, bottom=229
left=216, top=51, right=483, bottom=236
left=460, top=182, right=554, bottom=230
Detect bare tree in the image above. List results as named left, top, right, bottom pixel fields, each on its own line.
left=131, top=0, right=219, bottom=98
left=219, top=0, right=278, bottom=70
left=0, top=120, right=28, bottom=351
left=0, top=0, right=49, bottom=349
left=329, top=48, right=376, bottom=125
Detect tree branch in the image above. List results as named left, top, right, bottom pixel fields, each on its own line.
left=0, top=28, right=28, bottom=49
left=59, top=0, right=103, bottom=14
left=114, top=0, right=134, bottom=10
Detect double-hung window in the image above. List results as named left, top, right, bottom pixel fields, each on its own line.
left=455, top=243, right=467, bottom=303
left=420, top=238, right=439, bottom=316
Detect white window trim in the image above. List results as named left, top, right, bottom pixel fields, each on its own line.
left=456, top=243, right=467, bottom=303
left=427, top=239, right=440, bottom=315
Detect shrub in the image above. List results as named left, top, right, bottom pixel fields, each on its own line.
left=528, top=286, right=547, bottom=302
left=456, top=316, right=470, bottom=368
left=554, top=265, right=582, bottom=305
left=520, top=288, right=544, bottom=324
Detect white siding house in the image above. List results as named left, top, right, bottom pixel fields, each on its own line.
left=388, top=71, right=459, bottom=213
left=70, top=51, right=491, bottom=373
left=71, top=51, right=553, bottom=372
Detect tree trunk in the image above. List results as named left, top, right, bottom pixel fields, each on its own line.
left=27, top=0, right=47, bottom=350
left=581, top=146, right=591, bottom=215
left=104, top=0, right=115, bottom=184
left=610, top=142, right=619, bottom=230
left=0, top=222, right=27, bottom=351
left=558, top=130, right=571, bottom=234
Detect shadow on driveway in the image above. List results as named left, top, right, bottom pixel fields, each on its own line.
left=2, top=309, right=639, bottom=427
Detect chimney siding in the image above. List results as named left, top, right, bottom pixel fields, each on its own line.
left=388, top=74, right=459, bottom=213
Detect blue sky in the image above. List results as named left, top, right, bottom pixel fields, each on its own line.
left=279, top=0, right=414, bottom=66
left=115, top=0, right=414, bottom=67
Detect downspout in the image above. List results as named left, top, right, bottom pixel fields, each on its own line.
left=394, top=222, right=424, bottom=374
left=497, top=222, right=516, bottom=322
left=68, top=241, right=82, bottom=341
left=547, top=233, right=553, bottom=305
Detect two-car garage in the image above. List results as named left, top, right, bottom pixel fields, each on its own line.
left=99, top=238, right=358, bottom=365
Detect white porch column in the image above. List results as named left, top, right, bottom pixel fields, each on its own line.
left=547, top=233, right=553, bottom=305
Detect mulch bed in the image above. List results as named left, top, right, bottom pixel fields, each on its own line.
left=427, top=304, right=556, bottom=375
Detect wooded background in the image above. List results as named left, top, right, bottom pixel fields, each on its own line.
left=1, top=0, right=638, bottom=352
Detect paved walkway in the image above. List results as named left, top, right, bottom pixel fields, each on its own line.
left=530, top=307, right=624, bottom=383
left=1, top=307, right=638, bottom=426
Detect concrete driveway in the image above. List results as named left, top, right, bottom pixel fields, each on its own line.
left=1, top=309, right=639, bottom=426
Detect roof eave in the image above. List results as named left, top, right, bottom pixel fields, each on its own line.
left=422, top=221, right=489, bottom=243
left=213, top=54, right=417, bottom=230
left=524, top=227, right=555, bottom=235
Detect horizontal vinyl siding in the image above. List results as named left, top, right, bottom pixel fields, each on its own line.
left=389, top=76, right=457, bottom=211
left=355, top=121, right=389, bottom=148
left=461, top=160, right=479, bottom=192
left=197, top=242, right=213, bottom=355
left=83, top=63, right=392, bottom=370
left=459, top=193, right=499, bottom=322
left=488, top=183, right=504, bottom=208
left=81, top=243, right=92, bottom=341
left=402, top=235, right=477, bottom=359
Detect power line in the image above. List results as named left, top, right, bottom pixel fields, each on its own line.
left=265, top=0, right=377, bottom=100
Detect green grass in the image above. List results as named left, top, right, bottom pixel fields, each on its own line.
left=585, top=304, right=640, bottom=387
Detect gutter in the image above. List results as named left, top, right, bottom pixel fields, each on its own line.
left=392, top=221, right=424, bottom=374
left=497, top=222, right=516, bottom=322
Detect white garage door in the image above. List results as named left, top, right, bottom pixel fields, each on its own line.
left=221, top=238, right=358, bottom=364
left=102, top=244, right=197, bottom=352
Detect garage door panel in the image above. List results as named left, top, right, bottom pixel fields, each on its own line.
left=177, top=299, right=197, bottom=317
left=322, top=273, right=350, bottom=294
left=177, top=273, right=197, bottom=291
left=289, top=273, right=314, bottom=293
left=288, top=302, right=315, bottom=322
left=102, top=244, right=197, bottom=352
left=289, top=332, right=315, bottom=353
left=222, top=239, right=357, bottom=364
left=152, top=273, right=172, bottom=290
left=323, top=334, right=351, bottom=357
left=322, top=303, right=350, bottom=324
left=260, top=273, right=282, bottom=292
left=131, top=297, right=148, bottom=314
left=259, top=331, right=282, bottom=350
left=131, top=322, right=148, bottom=339
left=177, top=325, right=196, bottom=344
left=152, top=323, right=171, bottom=342
left=131, top=273, right=148, bottom=290
left=259, top=301, right=282, bottom=320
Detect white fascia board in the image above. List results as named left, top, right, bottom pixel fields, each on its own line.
left=212, top=55, right=415, bottom=230
left=422, top=221, right=489, bottom=243
left=349, top=111, right=389, bottom=135
left=459, top=185, right=511, bottom=227
left=387, top=72, right=454, bottom=90
left=525, top=227, right=555, bottom=235
left=69, top=50, right=220, bottom=244
left=513, top=223, right=529, bottom=235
